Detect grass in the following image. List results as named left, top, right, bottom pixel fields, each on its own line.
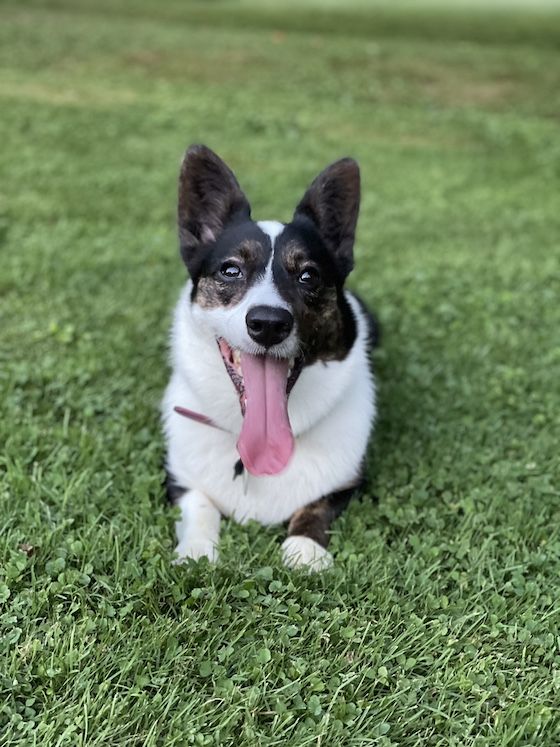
left=1, top=0, right=560, bottom=744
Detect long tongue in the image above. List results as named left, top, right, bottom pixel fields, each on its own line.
left=237, top=353, right=294, bottom=476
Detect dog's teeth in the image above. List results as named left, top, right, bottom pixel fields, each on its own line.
left=233, top=350, right=241, bottom=365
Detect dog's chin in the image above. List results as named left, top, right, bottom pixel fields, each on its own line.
left=217, top=338, right=303, bottom=415
left=217, top=337, right=304, bottom=477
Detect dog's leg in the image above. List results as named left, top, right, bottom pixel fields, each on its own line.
left=281, top=485, right=356, bottom=571
left=174, top=489, right=221, bottom=564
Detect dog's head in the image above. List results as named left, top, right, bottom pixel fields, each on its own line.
left=177, top=144, right=361, bottom=476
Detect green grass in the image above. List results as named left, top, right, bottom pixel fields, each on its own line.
left=1, top=0, right=560, bottom=744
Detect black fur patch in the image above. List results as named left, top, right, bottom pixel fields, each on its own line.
left=165, top=469, right=188, bottom=505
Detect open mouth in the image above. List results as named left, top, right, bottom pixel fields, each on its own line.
left=218, top=338, right=303, bottom=477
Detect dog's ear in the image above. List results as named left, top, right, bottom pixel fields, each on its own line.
left=293, top=158, right=360, bottom=279
left=178, top=145, right=251, bottom=272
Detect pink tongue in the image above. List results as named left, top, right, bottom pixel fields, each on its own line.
left=237, top=353, right=294, bottom=476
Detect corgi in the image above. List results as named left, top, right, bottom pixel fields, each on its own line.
left=162, top=145, right=377, bottom=570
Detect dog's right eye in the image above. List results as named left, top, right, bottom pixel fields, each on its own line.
left=220, top=262, right=243, bottom=279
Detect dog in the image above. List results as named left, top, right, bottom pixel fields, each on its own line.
left=162, top=145, right=377, bottom=570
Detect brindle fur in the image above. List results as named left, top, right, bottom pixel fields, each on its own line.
left=195, top=239, right=269, bottom=308
left=287, top=484, right=360, bottom=548
left=296, top=286, right=355, bottom=364
left=274, top=237, right=356, bottom=364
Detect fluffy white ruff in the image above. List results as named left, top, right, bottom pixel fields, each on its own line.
left=281, top=536, right=333, bottom=571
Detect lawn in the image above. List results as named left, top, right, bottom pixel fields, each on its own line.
left=1, top=0, right=560, bottom=744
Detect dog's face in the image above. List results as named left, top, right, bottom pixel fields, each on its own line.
left=177, top=145, right=361, bottom=476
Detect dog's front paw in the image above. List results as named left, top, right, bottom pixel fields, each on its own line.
left=173, top=538, right=219, bottom=565
left=281, top=536, right=333, bottom=572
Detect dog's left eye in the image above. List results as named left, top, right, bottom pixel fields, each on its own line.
left=298, top=267, right=320, bottom=286
left=220, top=263, right=243, bottom=279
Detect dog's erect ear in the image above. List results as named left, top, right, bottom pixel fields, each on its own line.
left=178, top=145, right=251, bottom=272
left=293, top=158, right=360, bottom=278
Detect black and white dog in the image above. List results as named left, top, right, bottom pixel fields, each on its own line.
left=162, top=145, right=376, bottom=570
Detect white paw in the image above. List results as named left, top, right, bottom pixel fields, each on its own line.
left=281, top=536, right=333, bottom=572
left=173, top=538, right=219, bottom=564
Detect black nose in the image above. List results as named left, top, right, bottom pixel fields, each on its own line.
left=246, top=305, right=294, bottom=348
